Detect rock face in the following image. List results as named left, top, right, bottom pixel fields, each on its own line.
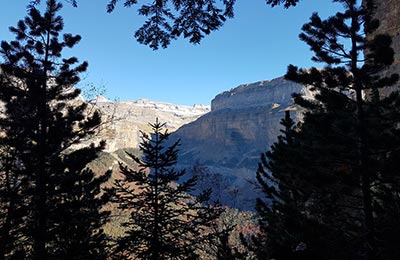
left=90, top=98, right=210, bottom=152
left=84, top=78, right=304, bottom=210
left=211, top=78, right=301, bottom=111
left=367, top=0, right=400, bottom=95
left=169, top=77, right=304, bottom=209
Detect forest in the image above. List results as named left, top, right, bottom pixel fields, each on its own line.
left=0, top=0, right=399, bottom=259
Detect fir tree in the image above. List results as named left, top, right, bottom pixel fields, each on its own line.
left=0, top=0, right=110, bottom=259
left=255, top=111, right=303, bottom=258
left=110, top=120, right=222, bottom=260
left=254, top=111, right=331, bottom=259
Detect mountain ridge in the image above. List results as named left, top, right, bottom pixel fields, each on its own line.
left=167, top=77, right=304, bottom=209
left=89, top=97, right=210, bottom=152
left=89, top=76, right=305, bottom=209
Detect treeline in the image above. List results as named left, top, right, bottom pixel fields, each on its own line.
left=0, top=0, right=399, bottom=260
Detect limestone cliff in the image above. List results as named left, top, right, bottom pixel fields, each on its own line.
left=169, top=77, right=304, bottom=209
left=89, top=98, right=209, bottom=152
left=367, top=0, right=400, bottom=94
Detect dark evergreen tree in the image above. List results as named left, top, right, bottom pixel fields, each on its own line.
left=0, top=135, right=30, bottom=259
left=46, top=143, right=112, bottom=260
left=285, top=0, right=399, bottom=258
left=254, top=111, right=304, bottom=259
left=0, top=0, right=110, bottom=259
left=254, top=0, right=399, bottom=259
left=254, top=111, right=324, bottom=259
left=110, top=120, right=222, bottom=260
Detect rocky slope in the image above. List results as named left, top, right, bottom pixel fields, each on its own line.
left=86, top=77, right=304, bottom=210
left=89, top=97, right=210, bottom=152
left=168, top=77, right=305, bottom=209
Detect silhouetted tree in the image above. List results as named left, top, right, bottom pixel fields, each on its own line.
left=0, top=138, right=30, bottom=259
left=253, top=111, right=327, bottom=260
left=254, top=0, right=399, bottom=259
left=28, top=0, right=303, bottom=49
left=28, top=0, right=77, bottom=7
left=285, top=0, right=399, bottom=258
left=255, top=111, right=303, bottom=258
left=110, top=120, right=222, bottom=260
left=0, top=0, right=110, bottom=259
left=106, top=0, right=235, bottom=50
left=106, top=0, right=306, bottom=49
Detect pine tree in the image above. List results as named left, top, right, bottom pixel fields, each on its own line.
left=0, top=0, right=110, bottom=259
left=253, top=0, right=399, bottom=259
left=254, top=0, right=400, bottom=259
left=110, top=120, right=222, bottom=260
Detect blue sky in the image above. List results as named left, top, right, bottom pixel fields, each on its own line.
left=1, top=1, right=341, bottom=106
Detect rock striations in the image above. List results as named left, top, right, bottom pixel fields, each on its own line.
left=367, top=0, right=400, bottom=95
left=87, top=77, right=305, bottom=210
left=90, top=98, right=210, bottom=152
left=211, top=77, right=301, bottom=111
left=169, top=77, right=304, bottom=209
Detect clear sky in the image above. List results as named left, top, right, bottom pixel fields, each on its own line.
left=0, top=1, right=341, bottom=106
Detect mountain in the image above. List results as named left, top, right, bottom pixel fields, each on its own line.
left=368, top=0, right=400, bottom=96
left=89, top=97, right=210, bottom=152
left=86, top=77, right=306, bottom=210
left=168, top=77, right=305, bottom=209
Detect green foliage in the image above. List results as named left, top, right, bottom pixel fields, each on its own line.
left=0, top=1, right=110, bottom=259
left=109, top=120, right=222, bottom=260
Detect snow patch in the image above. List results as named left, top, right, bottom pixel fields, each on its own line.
left=120, top=98, right=210, bottom=117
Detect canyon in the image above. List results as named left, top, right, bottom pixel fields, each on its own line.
left=92, top=77, right=305, bottom=209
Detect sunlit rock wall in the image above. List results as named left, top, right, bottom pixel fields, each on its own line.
left=211, top=77, right=301, bottom=111
left=90, top=98, right=210, bottom=152
left=170, top=77, right=304, bottom=209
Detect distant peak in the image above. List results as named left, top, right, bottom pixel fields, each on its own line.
left=120, top=98, right=208, bottom=110
left=92, top=97, right=210, bottom=118
left=88, top=95, right=112, bottom=104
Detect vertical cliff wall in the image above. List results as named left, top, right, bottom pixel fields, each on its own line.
left=169, top=77, right=304, bottom=209
left=367, top=0, right=400, bottom=93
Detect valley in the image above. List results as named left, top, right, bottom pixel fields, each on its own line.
left=91, top=76, right=305, bottom=210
